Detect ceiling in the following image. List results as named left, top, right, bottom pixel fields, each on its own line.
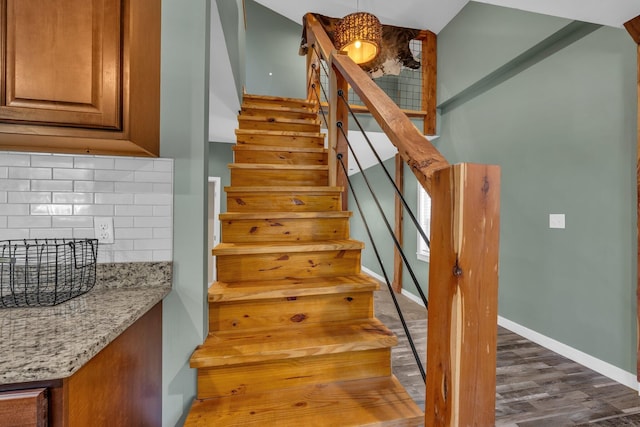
left=253, top=0, right=640, bottom=33
left=210, top=0, right=640, bottom=173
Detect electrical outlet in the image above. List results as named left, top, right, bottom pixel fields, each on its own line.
left=94, top=217, right=114, bottom=244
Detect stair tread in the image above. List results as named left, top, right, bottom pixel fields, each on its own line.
left=213, top=240, right=364, bottom=256
left=238, top=115, right=321, bottom=125
left=209, top=274, right=380, bottom=302
left=225, top=186, right=342, bottom=193
left=228, top=163, right=328, bottom=170
left=190, top=318, right=396, bottom=368
left=243, top=93, right=317, bottom=106
left=241, top=104, right=318, bottom=115
left=185, top=376, right=423, bottom=426
left=232, top=145, right=326, bottom=153
left=219, top=211, right=351, bottom=220
left=235, top=129, right=325, bottom=138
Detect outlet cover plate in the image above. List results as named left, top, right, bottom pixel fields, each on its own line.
left=94, top=217, right=114, bottom=243
left=549, top=213, right=565, bottom=229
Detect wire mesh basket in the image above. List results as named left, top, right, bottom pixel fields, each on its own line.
left=0, top=239, right=98, bottom=308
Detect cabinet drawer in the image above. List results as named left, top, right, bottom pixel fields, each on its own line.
left=0, top=388, right=47, bottom=427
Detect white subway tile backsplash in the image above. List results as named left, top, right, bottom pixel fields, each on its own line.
left=135, top=193, right=172, bottom=205
left=53, top=168, right=94, bottom=181
left=74, top=156, right=114, bottom=170
left=74, top=181, right=115, bottom=193
left=73, top=204, right=114, bottom=216
left=113, top=216, right=134, bottom=227
left=0, top=179, right=30, bottom=191
left=115, top=205, right=152, bottom=217
left=31, top=180, right=73, bottom=192
left=115, top=158, right=155, bottom=171
left=9, top=216, right=51, bottom=228
left=31, top=154, right=73, bottom=168
left=95, top=193, right=133, bottom=205
left=52, top=216, right=93, bottom=228
left=2, top=204, right=29, bottom=215
left=134, top=216, right=172, bottom=228
left=135, top=238, right=171, bottom=250
left=95, top=169, right=135, bottom=182
left=9, top=192, right=51, bottom=204
left=116, top=227, right=152, bottom=239
left=0, top=151, right=173, bottom=263
left=9, top=167, right=51, bottom=180
left=30, top=228, right=73, bottom=239
left=134, top=171, right=172, bottom=183
left=0, top=153, right=30, bottom=167
left=115, top=182, right=153, bottom=193
left=53, top=192, right=93, bottom=204
left=30, top=204, right=73, bottom=216
left=0, top=229, right=29, bottom=240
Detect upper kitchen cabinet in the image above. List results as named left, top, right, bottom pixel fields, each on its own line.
left=0, top=0, right=161, bottom=156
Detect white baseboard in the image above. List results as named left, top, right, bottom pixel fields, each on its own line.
left=361, top=266, right=640, bottom=393
left=497, top=316, right=640, bottom=392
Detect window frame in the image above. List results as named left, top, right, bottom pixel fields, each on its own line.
left=416, top=185, right=431, bottom=263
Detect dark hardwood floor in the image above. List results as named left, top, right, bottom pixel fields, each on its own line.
left=374, top=289, right=640, bottom=426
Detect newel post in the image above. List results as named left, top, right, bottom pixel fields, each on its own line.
left=425, top=163, right=501, bottom=426
left=328, top=52, right=349, bottom=210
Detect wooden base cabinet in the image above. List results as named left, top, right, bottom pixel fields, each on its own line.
left=0, top=302, right=162, bottom=426
left=0, top=0, right=161, bottom=157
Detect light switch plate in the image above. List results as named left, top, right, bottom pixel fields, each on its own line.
left=549, top=214, right=565, bottom=229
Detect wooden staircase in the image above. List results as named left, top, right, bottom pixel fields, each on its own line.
left=185, top=93, right=424, bottom=426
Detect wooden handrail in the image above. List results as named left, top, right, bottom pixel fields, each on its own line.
left=304, top=13, right=500, bottom=426
left=304, top=13, right=448, bottom=195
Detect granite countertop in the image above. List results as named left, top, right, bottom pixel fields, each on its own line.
left=0, top=262, right=172, bottom=385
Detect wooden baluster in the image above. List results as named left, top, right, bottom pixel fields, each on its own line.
left=329, top=53, right=349, bottom=210
left=421, top=31, right=437, bottom=136
left=392, top=154, right=404, bottom=292
left=425, top=163, right=501, bottom=427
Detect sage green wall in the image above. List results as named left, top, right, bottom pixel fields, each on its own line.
left=217, top=0, right=246, bottom=100
left=350, top=2, right=637, bottom=375
left=245, top=0, right=306, bottom=98
left=160, top=0, right=210, bottom=425
left=436, top=4, right=637, bottom=372
left=209, top=142, right=234, bottom=214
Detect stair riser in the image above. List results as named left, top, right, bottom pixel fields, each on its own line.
left=236, top=133, right=324, bottom=148
left=196, top=349, right=391, bottom=400
left=233, top=149, right=327, bottom=166
left=226, top=192, right=342, bottom=212
left=222, top=217, right=349, bottom=243
left=230, top=168, right=328, bottom=187
left=216, top=249, right=361, bottom=282
left=242, top=99, right=316, bottom=110
left=209, top=292, right=373, bottom=332
left=238, top=119, right=320, bottom=133
left=240, top=108, right=318, bottom=121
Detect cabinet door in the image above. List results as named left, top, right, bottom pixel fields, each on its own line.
left=0, top=0, right=122, bottom=129
left=0, top=388, right=47, bottom=426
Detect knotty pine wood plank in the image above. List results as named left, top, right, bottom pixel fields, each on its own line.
left=235, top=129, right=325, bottom=148
left=225, top=188, right=342, bottom=212
left=215, top=249, right=362, bottom=282
left=238, top=116, right=320, bottom=133
left=232, top=147, right=327, bottom=165
left=422, top=31, right=437, bottom=135
left=209, top=291, right=373, bottom=331
left=186, top=375, right=422, bottom=426
left=624, top=15, right=640, bottom=44
left=196, top=349, right=391, bottom=399
left=221, top=215, right=349, bottom=243
left=425, top=163, right=500, bottom=427
left=242, top=93, right=317, bottom=110
left=229, top=167, right=328, bottom=186
left=240, top=105, right=318, bottom=121
left=213, top=240, right=363, bottom=256
left=209, top=274, right=379, bottom=302
left=190, top=318, right=396, bottom=368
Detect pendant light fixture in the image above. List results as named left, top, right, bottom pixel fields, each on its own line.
left=335, top=0, right=382, bottom=65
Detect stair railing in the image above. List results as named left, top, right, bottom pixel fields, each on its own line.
left=304, top=13, right=501, bottom=426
